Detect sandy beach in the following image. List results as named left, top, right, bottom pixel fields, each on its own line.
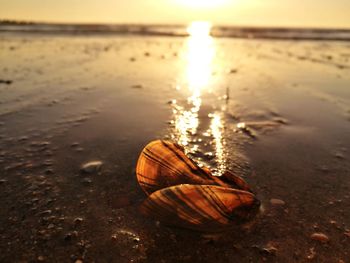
left=0, top=30, right=350, bottom=262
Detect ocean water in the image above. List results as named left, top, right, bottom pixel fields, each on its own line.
left=1, top=21, right=350, bottom=41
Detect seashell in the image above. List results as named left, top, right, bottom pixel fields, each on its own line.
left=136, top=140, right=252, bottom=195
left=140, top=184, right=260, bottom=232
left=135, top=140, right=260, bottom=232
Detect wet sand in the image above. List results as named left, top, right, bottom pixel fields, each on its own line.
left=0, top=32, right=350, bottom=262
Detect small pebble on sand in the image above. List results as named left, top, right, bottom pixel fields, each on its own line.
left=76, top=147, right=84, bottom=152
left=344, top=231, right=350, bottom=238
left=310, top=232, right=329, bottom=243
left=0, top=179, right=7, bottom=184
left=270, top=199, right=286, bottom=206
left=80, top=161, right=103, bottom=173
left=0, top=79, right=13, bottom=85
left=74, top=217, right=84, bottom=225
left=81, top=178, right=93, bottom=185
left=262, top=243, right=278, bottom=255
left=333, top=152, right=345, bottom=159
left=131, top=84, right=143, bottom=89
left=71, top=142, right=79, bottom=148
left=306, top=247, right=316, bottom=260
left=45, top=169, right=54, bottom=175
left=18, top=136, right=29, bottom=141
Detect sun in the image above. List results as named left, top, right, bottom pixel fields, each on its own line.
left=176, top=0, right=228, bottom=8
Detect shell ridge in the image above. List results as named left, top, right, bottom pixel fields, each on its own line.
left=137, top=149, right=185, bottom=192
left=143, top=148, right=182, bottom=175
left=169, top=186, right=214, bottom=223
left=161, top=140, right=212, bottom=179
left=160, top=141, right=199, bottom=172
left=194, top=185, right=232, bottom=223
left=142, top=197, right=167, bottom=219
left=220, top=171, right=252, bottom=192
left=146, top=190, right=201, bottom=224
left=229, top=188, right=254, bottom=207
left=137, top=172, right=158, bottom=182
left=160, top=187, right=203, bottom=224
left=138, top=180, right=158, bottom=190
left=143, top=146, right=191, bottom=179
left=202, top=186, right=258, bottom=222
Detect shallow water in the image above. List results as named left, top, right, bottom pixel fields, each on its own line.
left=0, top=32, right=349, bottom=262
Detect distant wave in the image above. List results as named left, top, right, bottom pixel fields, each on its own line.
left=1, top=21, right=350, bottom=41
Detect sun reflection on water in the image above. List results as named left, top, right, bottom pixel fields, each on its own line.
left=171, top=21, right=226, bottom=174
left=210, top=113, right=225, bottom=175
left=186, top=21, right=214, bottom=90
left=173, top=21, right=213, bottom=146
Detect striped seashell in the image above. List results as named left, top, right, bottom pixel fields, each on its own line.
left=136, top=140, right=260, bottom=231
left=136, top=140, right=252, bottom=195
left=140, top=184, right=260, bottom=232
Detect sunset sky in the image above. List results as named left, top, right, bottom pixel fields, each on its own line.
left=1, top=0, right=350, bottom=28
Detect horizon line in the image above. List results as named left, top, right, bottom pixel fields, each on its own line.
left=1, top=18, right=350, bottom=31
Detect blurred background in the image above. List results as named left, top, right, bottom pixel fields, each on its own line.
left=1, top=0, right=350, bottom=28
